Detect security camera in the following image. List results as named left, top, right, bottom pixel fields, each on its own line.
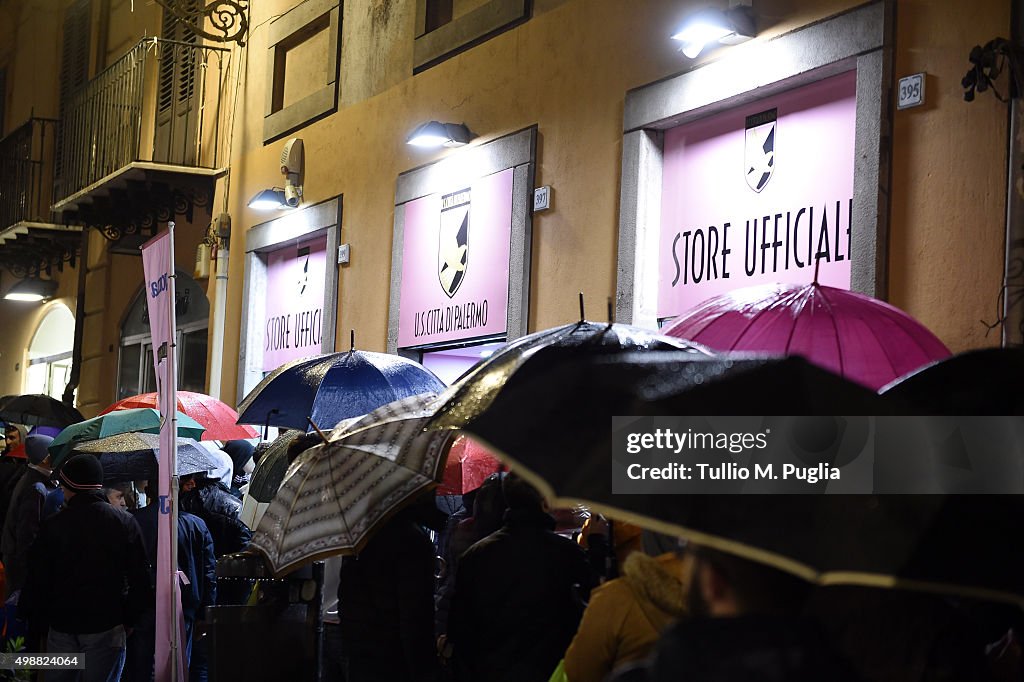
left=280, top=138, right=304, bottom=207
left=280, top=138, right=303, bottom=177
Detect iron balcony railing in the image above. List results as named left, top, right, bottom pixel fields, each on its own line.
left=0, top=117, right=59, bottom=231
left=55, top=37, right=229, bottom=203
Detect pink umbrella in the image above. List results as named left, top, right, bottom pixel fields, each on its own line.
left=662, top=282, right=951, bottom=391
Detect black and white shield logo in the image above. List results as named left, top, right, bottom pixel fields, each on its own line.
left=296, top=246, right=310, bottom=297
left=744, top=108, right=777, bottom=193
left=438, top=189, right=471, bottom=298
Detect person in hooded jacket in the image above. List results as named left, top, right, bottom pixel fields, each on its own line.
left=563, top=540, right=689, bottom=682
left=609, top=544, right=859, bottom=682
left=448, top=474, right=596, bottom=682
left=179, top=473, right=251, bottom=558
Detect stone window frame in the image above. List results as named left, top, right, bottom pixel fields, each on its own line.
left=413, top=0, right=529, bottom=73
left=615, top=1, right=894, bottom=329
left=387, top=126, right=537, bottom=357
left=237, top=196, right=341, bottom=404
left=263, top=0, right=342, bottom=144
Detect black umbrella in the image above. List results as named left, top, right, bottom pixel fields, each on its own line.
left=431, top=320, right=710, bottom=431
left=460, top=347, right=1024, bottom=605
left=881, top=347, right=1024, bottom=415
left=248, top=430, right=304, bottom=503
left=0, top=394, right=84, bottom=428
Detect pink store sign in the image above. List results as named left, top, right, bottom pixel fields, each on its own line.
left=263, top=235, right=328, bottom=372
left=658, top=70, right=856, bottom=319
left=397, top=168, right=514, bottom=347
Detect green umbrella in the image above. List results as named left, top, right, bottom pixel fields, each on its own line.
left=49, top=407, right=206, bottom=468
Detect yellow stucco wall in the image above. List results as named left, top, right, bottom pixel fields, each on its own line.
left=889, top=0, right=1009, bottom=352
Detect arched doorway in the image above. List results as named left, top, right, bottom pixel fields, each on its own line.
left=25, top=304, right=75, bottom=399
left=117, top=269, right=210, bottom=400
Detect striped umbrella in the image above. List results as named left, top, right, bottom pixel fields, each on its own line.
left=251, top=393, right=452, bottom=576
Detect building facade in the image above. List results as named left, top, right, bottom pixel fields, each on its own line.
left=0, top=0, right=1014, bottom=415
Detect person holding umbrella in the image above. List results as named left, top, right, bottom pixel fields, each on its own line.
left=609, top=545, right=853, bottom=682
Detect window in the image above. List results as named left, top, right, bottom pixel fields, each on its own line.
left=55, top=0, right=90, bottom=184
left=25, top=305, right=76, bottom=400
left=118, top=269, right=210, bottom=398
left=263, top=0, right=342, bottom=143
left=413, top=0, right=528, bottom=73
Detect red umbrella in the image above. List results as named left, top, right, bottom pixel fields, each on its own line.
left=663, top=282, right=951, bottom=391
left=437, top=434, right=502, bottom=496
left=101, top=392, right=258, bottom=441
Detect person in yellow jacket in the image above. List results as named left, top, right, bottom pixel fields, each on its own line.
left=562, top=547, right=690, bottom=682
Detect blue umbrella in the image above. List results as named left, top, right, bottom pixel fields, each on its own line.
left=236, top=350, right=446, bottom=432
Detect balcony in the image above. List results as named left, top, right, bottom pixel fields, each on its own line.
left=52, top=37, right=230, bottom=242
left=0, top=117, right=82, bottom=277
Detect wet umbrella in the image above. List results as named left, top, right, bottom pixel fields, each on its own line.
left=0, top=394, right=84, bottom=428
left=251, top=393, right=453, bottom=575
left=431, top=320, right=710, bottom=431
left=436, top=434, right=502, bottom=495
left=880, top=347, right=1024, bottom=415
left=73, top=432, right=221, bottom=482
left=663, top=281, right=951, bottom=390
left=460, top=347, right=1024, bottom=605
left=101, top=392, right=258, bottom=441
left=236, top=350, right=446, bottom=432
left=48, top=408, right=206, bottom=468
left=247, top=430, right=304, bottom=503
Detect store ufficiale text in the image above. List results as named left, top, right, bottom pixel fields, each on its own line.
left=623, top=428, right=840, bottom=484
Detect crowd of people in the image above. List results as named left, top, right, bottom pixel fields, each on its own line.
left=330, top=470, right=1024, bottom=682
left=1, top=422, right=1022, bottom=682
left=0, top=423, right=254, bottom=681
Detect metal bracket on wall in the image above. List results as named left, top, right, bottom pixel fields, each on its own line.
left=153, top=0, right=250, bottom=46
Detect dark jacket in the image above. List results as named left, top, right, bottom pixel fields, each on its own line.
left=180, top=480, right=252, bottom=558
left=132, top=503, right=217, bottom=619
left=617, top=616, right=861, bottom=682
left=1, top=465, right=56, bottom=594
left=21, top=491, right=153, bottom=635
left=338, top=510, right=439, bottom=682
left=0, top=457, right=27, bottom=548
left=448, top=507, right=596, bottom=682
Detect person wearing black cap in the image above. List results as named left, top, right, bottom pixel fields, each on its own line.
left=1, top=434, right=57, bottom=599
left=20, top=453, right=152, bottom=679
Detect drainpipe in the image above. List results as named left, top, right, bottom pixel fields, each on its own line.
left=208, top=213, right=230, bottom=400
left=1004, top=0, right=1024, bottom=346
left=62, top=228, right=89, bottom=407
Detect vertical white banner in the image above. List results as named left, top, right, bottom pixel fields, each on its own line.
left=141, top=225, right=185, bottom=682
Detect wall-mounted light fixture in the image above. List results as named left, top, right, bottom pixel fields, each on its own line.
left=406, top=121, right=475, bottom=148
left=4, top=277, right=58, bottom=302
left=248, top=138, right=304, bottom=210
left=671, top=2, right=755, bottom=59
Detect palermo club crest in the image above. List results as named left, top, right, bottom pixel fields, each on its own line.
left=438, top=188, right=471, bottom=298
left=744, top=108, right=777, bottom=193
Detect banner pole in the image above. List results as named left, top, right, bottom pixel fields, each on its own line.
left=167, top=221, right=181, bottom=682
